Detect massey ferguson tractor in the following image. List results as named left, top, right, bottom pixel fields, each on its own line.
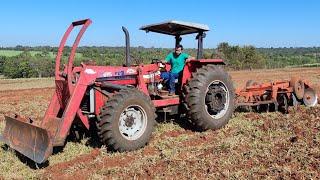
left=0, top=19, right=235, bottom=164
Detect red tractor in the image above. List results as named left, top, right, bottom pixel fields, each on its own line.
left=0, top=19, right=235, bottom=164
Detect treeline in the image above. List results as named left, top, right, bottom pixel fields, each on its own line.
left=0, top=47, right=198, bottom=78
left=215, top=43, right=266, bottom=70
left=215, top=43, right=320, bottom=69
left=257, top=47, right=320, bottom=68
left=0, top=51, right=55, bottom=78
left=0, top=44, right=319, bottom=78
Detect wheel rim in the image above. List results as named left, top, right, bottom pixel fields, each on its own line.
left=303, top=89, right=318, bottom=107
left=118, top=105, right=148, bottom=140
left=205, top=80, right=230, bottom=119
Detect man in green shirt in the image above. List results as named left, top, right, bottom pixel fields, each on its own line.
left=161, top=45, right=194, bottom=96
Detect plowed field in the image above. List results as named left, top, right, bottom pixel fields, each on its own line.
left=0, top=67, right=319, bottom=179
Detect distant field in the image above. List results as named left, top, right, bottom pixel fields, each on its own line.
left=0, top=50, right=22, bottom=57
left=0, top=78, right=54, bottom=91
left=0, top=50, right=54, bottom=57
left=230, top=67, right=320, bottom=88
left=0, top=50, right=82, bottom=58
left=286, top=63, right=320, bottom=68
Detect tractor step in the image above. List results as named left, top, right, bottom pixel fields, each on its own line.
left=158, top=107, right=172, bottom=113
left=159, top=94, right=179, bottom=99
left=157, top=105, right=179, bottom=114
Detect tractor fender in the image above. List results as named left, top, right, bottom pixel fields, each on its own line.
left=181, top=59, right=226, bottom=87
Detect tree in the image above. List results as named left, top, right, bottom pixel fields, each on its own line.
left=3, top=51, right=36, bottom=78
left=216, top=42, right=266, bottom=70
left=0, top=56, right=7, bottom=73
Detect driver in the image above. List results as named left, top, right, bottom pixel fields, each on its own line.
left=161, top=45, right=194, bottom=96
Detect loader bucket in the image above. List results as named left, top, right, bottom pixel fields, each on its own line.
left=0, top=116, right=53, bottom=164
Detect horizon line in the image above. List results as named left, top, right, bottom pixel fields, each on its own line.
left=1, top=45, right=320, bottom=49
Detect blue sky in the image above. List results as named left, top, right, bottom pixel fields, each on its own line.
left=0, top=0, right=319, bottom=48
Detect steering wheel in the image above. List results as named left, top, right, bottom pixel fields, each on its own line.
left=151, top=58, right=161, bottom=64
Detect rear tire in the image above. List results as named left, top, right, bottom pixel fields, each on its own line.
left=98, top=89, right=156, bottom=152
left=185, top=65, right=235, bottom=131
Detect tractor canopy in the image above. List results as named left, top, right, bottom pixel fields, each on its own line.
left=140, top=20, right=210, bottom=59
left=140, top=20, right=209, bottom=36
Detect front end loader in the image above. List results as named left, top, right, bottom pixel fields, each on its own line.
left=0, top=19, right=235, bottom=164
left=0, top=19, right=94, bottom=163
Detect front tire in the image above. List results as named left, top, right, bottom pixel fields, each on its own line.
left=98, top=89, right=156, bottom=152
left=185, top=65, right=235, bottom=131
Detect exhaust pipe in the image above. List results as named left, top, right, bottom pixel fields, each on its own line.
left=122, top=26, right=131, bottom=66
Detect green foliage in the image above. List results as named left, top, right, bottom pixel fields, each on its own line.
left=0, top=56, right=7, bottom=73
left=31, top=52, right=55, bottom=77
left=2, top=51, right=54, bottom=78
left=3, top=52, right=33, bottom=78
left=0, top=45, right=319, bottom=78
left=216, top=42, right=266, bottom=70
left=258, top=47, right=320, bottom=69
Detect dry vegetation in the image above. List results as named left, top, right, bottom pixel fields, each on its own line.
left=0, top=67, right=319, bottom=179
left=0, top=78, right=54, bottom=91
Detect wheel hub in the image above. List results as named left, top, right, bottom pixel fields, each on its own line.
left=204, top=80, right=230, bottom=119
left=124, top=115, right=135, bottom=127
left=206, top=87, right=226, bottom=112
left=119, top=106, right=147, bottom=140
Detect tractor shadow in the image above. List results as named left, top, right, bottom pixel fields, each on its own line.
left=64, top=119, right=103, bottom=149
left=156, top=113, right=203, bottom=132
left=1, top=144, right=49, bottom=169
left=0, top=114, right=201, bottom=169
left=0, top=119, right=103, bottom=169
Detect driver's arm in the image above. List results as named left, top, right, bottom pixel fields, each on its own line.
left=186, top=54, right=195, bottom=61
left=186, top=56, right=195, bottom=61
